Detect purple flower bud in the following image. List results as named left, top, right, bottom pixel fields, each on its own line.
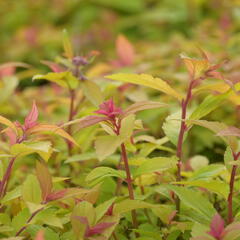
left=72, top=56, right=88, bottom=66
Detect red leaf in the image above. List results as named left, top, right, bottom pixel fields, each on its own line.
left=116, top=35, right=135, bottom=66
left=46, top=189, right=68, bottom=202
left=207, top=213, right=225, bottom=239
left=86, top=222, right=115, bottom=237
left=24, top=101, right=38, bottom=130
left=95, top=98, right=122, bottom=118
left=105, top=204, right=114, bottom=216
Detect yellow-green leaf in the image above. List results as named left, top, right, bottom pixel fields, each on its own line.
left=106, top=73, right=183, bottom=101
left=22, top=175, right=42, bottom=204
left=10, top=141, right=53, bottom=161
left=94, top=135, right=123, bottom=161
left=81, top=80, right=104, bottom=106
left=173, top=180, right=228, bottom=199
left=189, top=92, right=230, bottom=121
left=113, top=199, right=157, bottom=215
left=63, top=29, right=73, bottom=59
left=33, top=71, right=78, bottom=89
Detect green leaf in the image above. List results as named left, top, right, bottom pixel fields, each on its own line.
left=34, top=208, right=63, bottom=228
left=189, top=92, right=230, bottom=121
left=187, top=120, right=238, bottom=152
left=26, top=225, right=59, bottom=240
left=119, top=114, right=135, bottom=139
left=64, top=152, right=97, bottom=163
left=173, top=180, right=228, bottom=199
left=166, top=185, right=216, bottom=222
left=106, top=73, right=183, bottom=101
left=22, top=175, right=42, bottom=204
left=224, top=147, right=240, bottom=176
left=11, top=208, right=30, bottom=234
left=10, top=141, right=52, bottom=161
left=1, top=186, right=21, bottom=204
left=189, top=164, right=225, bottom=181
left=133, top=156, right=177, bottom=178
left=86, top=167, right=126, bottom=186
left=63, top=29, right=73, bottom=59
left=94, top=135, right=123, bottom=161
left=33, top=72, right=78, bottom=89
left=113, top=199, right=157, bottom=215
left=163, top=110, right=188, bottom=146
left=151, top=204, right=175, bottom=224
left=82, top=80, right=104, bottom=106
left=191, top=222, right=210, bottom=239
left=95, top=197, right=116, bottom=223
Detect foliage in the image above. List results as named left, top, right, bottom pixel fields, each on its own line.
left=1, top=1, right=240, bottom=239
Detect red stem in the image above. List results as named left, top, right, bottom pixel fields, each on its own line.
left=0, top=157, right=16, bottom=198
left=175, top=81, right=194, bottom=213
left=67, top=89, right=75, bottom=155
left=15, top=207, right=44, bottom=236
left=120, top=143, right=139, bottom=233
left=227, top=151, right=240, bottom=223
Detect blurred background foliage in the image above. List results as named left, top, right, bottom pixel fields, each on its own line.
left=1, top=0, right=240, bottom=64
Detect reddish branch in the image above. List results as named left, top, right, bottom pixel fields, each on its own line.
left=228, top=151, right=240, bottom=223
left=0, top=157, right=16, bottom=198
left=67, top=89, right=76, bottom=155
left=15, top=207, right=44, bottom=236
left=175, top=80, right=194, bottom=213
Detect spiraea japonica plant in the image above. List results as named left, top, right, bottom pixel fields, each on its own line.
left=1, top=31, right=240, bottom=240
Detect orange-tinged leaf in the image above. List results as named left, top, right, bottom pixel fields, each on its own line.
left=116, top=34, right=135, bottom=66
left=180, top=53, right=210, bottom=79
left=28, top=124, right=78, bottom=146
left=36, top=161, right=52, bottom=202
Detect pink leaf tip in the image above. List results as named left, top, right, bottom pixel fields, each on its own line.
left=24, top=100, right=39, bottom=130
left=207, top=213, right=225, bottom=239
